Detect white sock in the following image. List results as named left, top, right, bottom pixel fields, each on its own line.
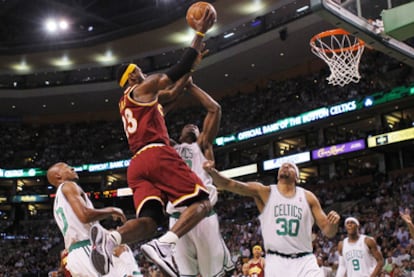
left=109, top=230, right=122, bottom=245
left=158, top=231, right=179, bottom=244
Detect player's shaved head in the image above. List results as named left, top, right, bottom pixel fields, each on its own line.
left=47, top=162, right=66, bottom=186
left=47, top=162, right=79, bottom=187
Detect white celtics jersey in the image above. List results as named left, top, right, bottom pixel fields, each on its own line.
left=259, top=185, right=313, bottom=254
left=342, top=235, right=376, bottom=277
left=173, top=142, right=217, bottom=205
left=54, top=183, right=95, bottom=249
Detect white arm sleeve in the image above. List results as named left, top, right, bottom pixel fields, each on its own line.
left=335, top=255, right=346, bottom=277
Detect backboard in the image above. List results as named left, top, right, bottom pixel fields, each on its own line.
left=310, top=0, right=414, bottom=67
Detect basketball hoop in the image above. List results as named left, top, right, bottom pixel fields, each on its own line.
left=310, top=29, right=365, bottom=87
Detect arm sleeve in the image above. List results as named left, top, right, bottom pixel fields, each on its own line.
left=165, top=47, right=198, bottom=82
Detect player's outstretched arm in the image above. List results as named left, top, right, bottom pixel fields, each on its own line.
left=400, top=209, right=414, bottom=239
left=203, top=160, right=269, bottom=203
left=62, top=182, right=126, bottom=224
left=188, top=82, right=221, bottom=160
left=158, top=11, right=215, bottom=89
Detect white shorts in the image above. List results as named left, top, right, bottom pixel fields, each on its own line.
left=169, top=211, right=234, bottom=276
left=66, top=240, right=99, bottom=277
left=265, top=253, right=323, bottom=277
left=67, top=240, right=141, bottom=277
left=108, top=245, right=142, bottom=277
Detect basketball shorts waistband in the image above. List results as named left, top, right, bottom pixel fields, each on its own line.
left=132, top=143, right=166, bottom=159
left=68, top=239, right=90, bottom=253
left=267, top=249, right=312, bottom=259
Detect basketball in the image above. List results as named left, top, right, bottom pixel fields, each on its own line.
left=186, top=2, right=217, bottom=31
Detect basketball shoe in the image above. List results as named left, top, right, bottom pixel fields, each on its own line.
left=90, top=224, right=117, bottom=275
left=141, top=239, right=178, bottom=277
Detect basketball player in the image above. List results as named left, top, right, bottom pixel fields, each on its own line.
left=247, top=245, right=265, bottom=277
left=165, top=79, right=234, bottom=276
left=203, top=161, right=341, bottom=277
left=89, top=10, right=216, bottom=277
left=336, top=217, right=384, bottom=277
left=47, top=162, right=141, bottom=277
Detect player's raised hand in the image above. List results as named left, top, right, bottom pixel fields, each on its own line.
left=400, top=208, right=412, bottom=225
left=193, top=8, right=216, bottom=34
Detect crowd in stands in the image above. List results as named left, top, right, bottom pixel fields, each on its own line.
left=0, top=51, right=413, bottom=171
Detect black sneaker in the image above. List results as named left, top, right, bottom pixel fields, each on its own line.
left=140, top=239, right=178, bottom=277
left=90, top=224, right=115, bottom=275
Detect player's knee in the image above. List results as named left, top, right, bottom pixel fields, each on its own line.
left=198, top=198, right=212, bottom=217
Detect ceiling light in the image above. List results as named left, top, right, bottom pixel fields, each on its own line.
left=51, top=55, right=73, bottom=67
left=238, top=2, right=265, bottom=14
left=45, top=19, right=58, bottom=33
left=223, top=32, right=234, bottom=39
left=11, top=60, right=30, bottom=72
left=95, top=50, right=117, bottom=64
left=59, top=19, right=69, bottom=30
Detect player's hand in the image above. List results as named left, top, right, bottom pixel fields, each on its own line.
left=111, top=207, right=127, bottom=223
left=193, top=9, right=215, bottom=33
left=400, top=208, right=412, bottom=225
left=327, top=211, right=340, bottom=225
left=203, top=160, right=215, bottom=172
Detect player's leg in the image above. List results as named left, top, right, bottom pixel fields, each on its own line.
left=67, top=242, right=99, bottom=276
left=90, top=156, right=163, bottom=275
left=193, top=214, right=235, bottom=277
left=106, top=244, right=142, bottom=277
left=169, top=214, right=199, bottom=276
left=140, top=146, right=211, bottom=277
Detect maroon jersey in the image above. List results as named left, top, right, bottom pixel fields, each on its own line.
left=248, top=259, right=265, bottom=277
left=119, top=85, right=170, bottom=154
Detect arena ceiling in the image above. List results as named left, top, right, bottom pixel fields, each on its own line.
left=0, top=0, right=411, bottom=118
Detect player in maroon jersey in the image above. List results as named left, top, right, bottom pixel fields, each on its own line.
left=89, top=10, right=216, bottom=277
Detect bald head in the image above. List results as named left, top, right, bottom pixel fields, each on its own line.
left=277, top=162, right=300, bottom=184
left=47, top=162, right=79, bottom=187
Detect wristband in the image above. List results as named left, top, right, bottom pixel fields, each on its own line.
left=196, top=31, right=205, bottom=37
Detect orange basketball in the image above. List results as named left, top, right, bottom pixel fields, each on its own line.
left=186, top=2, right=217, bottom=31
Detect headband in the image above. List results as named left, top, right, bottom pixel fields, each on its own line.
left=253, top=245, right=262, bottom=252
left=345, top=217, right=360, bottom=226
left=119, top=64, right=136, bottom=87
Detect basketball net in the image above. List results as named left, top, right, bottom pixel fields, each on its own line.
left=310, top=29, right=365, bottom=87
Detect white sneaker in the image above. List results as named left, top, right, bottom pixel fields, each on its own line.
left=89, top=224, right=116, bottom=275
left=140, top=239, right=178, bottom=277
